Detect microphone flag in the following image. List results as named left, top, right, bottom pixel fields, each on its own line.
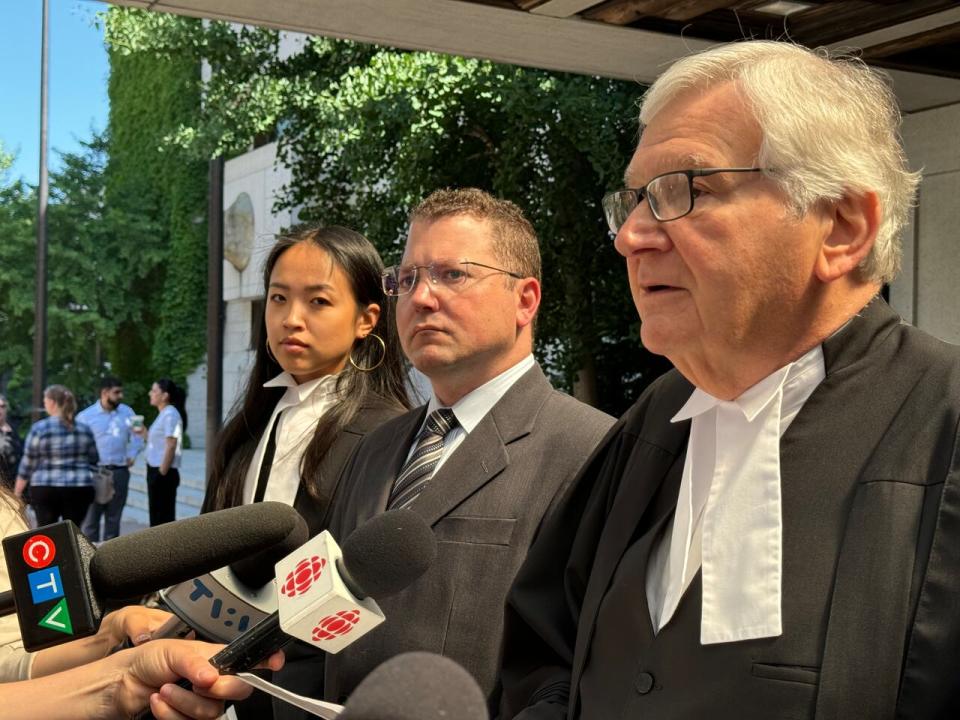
left=274, top=530, right=385, bottom=654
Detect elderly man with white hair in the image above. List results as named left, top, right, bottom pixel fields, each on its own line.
left=498, top=41, right=960, bottom=720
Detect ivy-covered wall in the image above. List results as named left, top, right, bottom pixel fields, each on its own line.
left=106, top=40, right=208, bottom=413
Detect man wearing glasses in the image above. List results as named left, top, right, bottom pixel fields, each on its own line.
left=500, top=41, right=960, bottom=719
left=265, top=188, right=615, bottom=715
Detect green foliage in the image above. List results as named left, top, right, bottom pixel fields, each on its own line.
left=0, top=135, right=160, bottom=420
left=0, top=14, right=208, bottom=432
left=100, top=12, right=671, bottom=414
left=278, top=49, right=666, bottom=412
left=0, top=146, right=36, bottom=416
left=105, top=18, right=208, bottom=392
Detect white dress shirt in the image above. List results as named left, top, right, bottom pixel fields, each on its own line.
left=646, top=344, right=826, bottom=644
left=241, top=372, right=341, bottom=506
left=145, top=405, right=183, bottom=469
left=409, top=354, right=536, bottom=472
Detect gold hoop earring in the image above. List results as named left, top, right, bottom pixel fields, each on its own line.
left=265, top=337, right=279, bottom=363
left=350, top=333, right=386, bottom=373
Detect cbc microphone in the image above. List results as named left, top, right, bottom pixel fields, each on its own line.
left=0, top=502, right=304, bottom=651
left=154, top=511, right=309, bottom=642
left=205, top=508, right=436, bottom=674
left=339, top=652, right=489, bottom=720
left=130, top=510, right=437, bottom=720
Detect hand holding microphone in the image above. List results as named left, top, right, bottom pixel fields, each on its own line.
left=131, top=509, right=437, bottom=720
left=211, top=507, right=437, bottom=673
left=1, top=502, right=306, bottom=651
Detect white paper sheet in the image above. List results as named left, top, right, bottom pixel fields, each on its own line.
left=236, top=672, right=346, bottom=719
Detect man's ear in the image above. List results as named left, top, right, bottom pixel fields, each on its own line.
left=815, top=191, right=881, bottom=283
left=515, top=278, right=541, bottom=330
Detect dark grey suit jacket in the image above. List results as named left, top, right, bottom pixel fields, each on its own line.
left=500, top=298, right=960, bottom=720
left=318, top=363, right=615, bottom=704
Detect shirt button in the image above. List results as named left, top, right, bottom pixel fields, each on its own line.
left=635, top=671, right=655, bottom=694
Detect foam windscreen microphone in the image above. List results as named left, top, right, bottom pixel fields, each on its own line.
left=338, top=652, right=489, bottom=720
left=156, top=510, right=309, bottom=642
left=89, top=502, right=307, bottom=600
left=1, top=502, right=304, bottom=651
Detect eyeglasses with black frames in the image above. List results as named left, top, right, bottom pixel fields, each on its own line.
left=381, top=259, right=524, bottom=296
left=602, top=167, right=768, bottom=232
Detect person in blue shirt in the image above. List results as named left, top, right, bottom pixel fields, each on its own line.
left=77, top=376, right=144, bottom=542
left=14, top=385, right=99, bottom=526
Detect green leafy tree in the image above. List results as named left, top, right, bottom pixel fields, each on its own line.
left=278, top=50, right=673, bottom=411
left=103, top=10, right=671, bottom=414
left=0, top=135, right=160, bottom=420
left=0, top=145, right=37, bottom=417
left=105, top=26, right=208, bottom=399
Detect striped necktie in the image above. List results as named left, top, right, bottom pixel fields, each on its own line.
left=387, top=409, right=459, bottom=510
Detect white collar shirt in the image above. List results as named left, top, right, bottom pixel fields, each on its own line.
left=241, top=371, right=341, bottom=506
left=646, top=344, right=826, bottom=644
left=412, top=354, right=536, bottom=473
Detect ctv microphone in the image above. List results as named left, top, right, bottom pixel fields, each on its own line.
left=155, top=511, right=309, bottom=642
left=339, top=652, right=489, bottom=720
left=0, top=502, right=304, bottom=651
left=203, top=508, right=436, bottom=674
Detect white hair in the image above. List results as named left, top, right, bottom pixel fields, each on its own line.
left=640, top=41, right=920, bottom=284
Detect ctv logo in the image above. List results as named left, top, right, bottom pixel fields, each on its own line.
left=281, top=556, right=326, bottom=598
left=22, top=533, right=73, bottom=633
left=22, top=534, right=56, bottom=569
left=312, top=609, right=360, bottom=641
left=28, top=566, right=65, bottom=604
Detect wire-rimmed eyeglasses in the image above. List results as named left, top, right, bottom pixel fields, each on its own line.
left=602, top=167, right=768, bottom=232
left=381, top=259, right=524, bottom=296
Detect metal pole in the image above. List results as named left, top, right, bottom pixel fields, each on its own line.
left=205, top=157, right=225, bottom=480
left=32, top=0, right=50, bottom=422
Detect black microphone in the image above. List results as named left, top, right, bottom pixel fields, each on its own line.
left=1, top=502, right=304, bottom=651
left=130, top=509, right=437, bottom=720
left=153, top=510, right=309, bottom=643
left=339, top=652, right=489, bottom=720
left=201, top=508, right=436, bottom=674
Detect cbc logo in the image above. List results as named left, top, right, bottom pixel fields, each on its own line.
left=312, top=609, right=360, bottom=641
left=281, top=556, right=327, bottom=598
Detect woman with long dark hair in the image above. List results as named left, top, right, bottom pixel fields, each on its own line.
left=144, top=378, right=186, bottom=526
left=15, top=384, right=98, bottom=526
left=203, top=225, right=410, bottom=534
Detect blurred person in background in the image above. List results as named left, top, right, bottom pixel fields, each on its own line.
left=15, top=385, right=98, bottom=526
left=0, top=394, right=22, bottom=489
left=78, top=376, right=144, bottom=542
left=143, top=379, right=186, bottom=527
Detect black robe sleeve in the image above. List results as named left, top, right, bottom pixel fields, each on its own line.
left=498, top=417, right=635, bottom=719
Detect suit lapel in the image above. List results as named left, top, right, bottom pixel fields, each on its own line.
left=332, top=407, right=425, bottom=531
left=411, top=365, right=549, bottom=528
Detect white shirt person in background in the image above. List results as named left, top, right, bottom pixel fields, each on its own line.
left=143, top=379, right=185, bottom=527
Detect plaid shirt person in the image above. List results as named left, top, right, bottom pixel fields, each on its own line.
left=17, top=417, right=99, bottom=487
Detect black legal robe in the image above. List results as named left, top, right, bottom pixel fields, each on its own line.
left=499, top=298, right=960, bottom=720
